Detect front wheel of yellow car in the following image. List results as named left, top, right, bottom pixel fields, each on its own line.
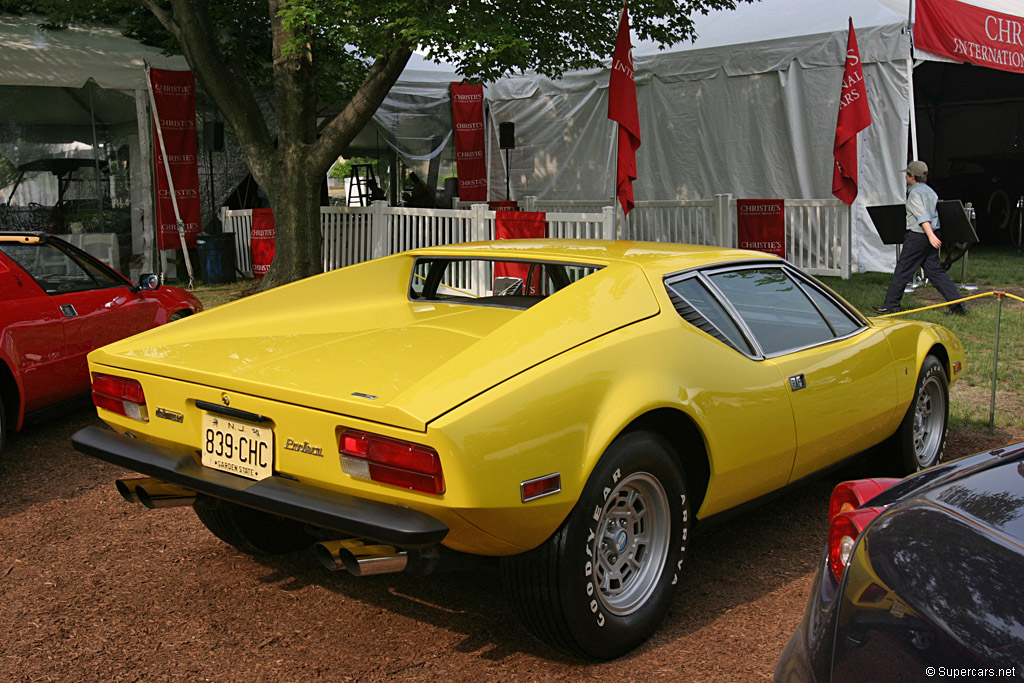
left=193, top=495, right=310, bottom=555
left=896, top=354, right=949, bottom=474
left=500, top=431, right=690, bottom=660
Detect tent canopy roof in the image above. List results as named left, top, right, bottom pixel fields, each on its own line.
left=0, top=14, right=187, bottom=91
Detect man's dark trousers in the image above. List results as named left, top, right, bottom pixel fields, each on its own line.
left=882, top=230, right=961, bottom=310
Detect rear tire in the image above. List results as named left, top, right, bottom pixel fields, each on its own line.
left=501, top=431, right=690, bottom=660
left=168, top=310, right=191, bottom=323
left=895, top=355, right=949, bottom=474
left=193, top=495, right=310, bottom=556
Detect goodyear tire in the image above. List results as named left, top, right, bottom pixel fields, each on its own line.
left=193, top=494, right=310, bottom=556
left=501, top=431, right=690, bottom=660
left=896, top=354, right=949, bottom=474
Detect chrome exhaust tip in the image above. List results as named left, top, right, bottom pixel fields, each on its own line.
left=115, top=478, right=149, bottom=503
left=120, top=478, right=197, bottom=509
left=315, top=539, right=408, bottom=575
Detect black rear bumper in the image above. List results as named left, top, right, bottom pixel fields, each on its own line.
left=72, top=426, right=449, bottom=548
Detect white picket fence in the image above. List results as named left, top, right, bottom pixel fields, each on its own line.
left=222, top=195, right=850, bottom=279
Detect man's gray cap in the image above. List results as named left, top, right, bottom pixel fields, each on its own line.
left=903, top=160, right=928, bottom=176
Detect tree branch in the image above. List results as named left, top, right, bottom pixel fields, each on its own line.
left=312, top=46, right=413, bottom=173
left=145, top=0, right=277, bottom=181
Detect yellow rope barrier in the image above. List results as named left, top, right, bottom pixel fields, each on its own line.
left=873, top=290, right=1021, bottom=317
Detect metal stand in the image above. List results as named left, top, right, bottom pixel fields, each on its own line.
left=1015, top=196, right=1023, bottom=257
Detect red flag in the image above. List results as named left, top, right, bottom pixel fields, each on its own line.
left=608, top=4, right=641, bottom=216
left=832, top=18, right=872, bottom=205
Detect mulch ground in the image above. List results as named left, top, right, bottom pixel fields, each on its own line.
left=2, top=408, right=1021, bottom=682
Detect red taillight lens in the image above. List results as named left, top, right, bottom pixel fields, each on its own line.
left=829, top=478, right=901, bottom=520
left=92, top=374, right=147, bottom=421
left=827, top=508, right=882, bottom=583
left=825, top=478, right=899, bottom=583
left=339, top=430, right=444, bottom=495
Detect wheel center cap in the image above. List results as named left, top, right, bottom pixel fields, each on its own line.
left=615, top=530, right=628, bottom=552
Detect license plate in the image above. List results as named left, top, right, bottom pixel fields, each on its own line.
left=201, top=413, right=273, bottom=480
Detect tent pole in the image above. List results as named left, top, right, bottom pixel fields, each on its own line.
left=610, top=124, right=619, bottom=239
left=88, top=87, right=106, bottom=226
left=907, top=0, right=919, bottom=160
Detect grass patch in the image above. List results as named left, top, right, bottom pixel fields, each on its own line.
left=822, top=245, right=1024, bottom=433
left=190, top=280, right=251, bottom=309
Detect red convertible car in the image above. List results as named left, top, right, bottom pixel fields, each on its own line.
left=0, top=232, right=202, bottom=454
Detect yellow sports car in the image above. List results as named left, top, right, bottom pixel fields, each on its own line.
left=72, top=240, right=964, bottom=659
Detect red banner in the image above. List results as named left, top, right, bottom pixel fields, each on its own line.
left=494, top=211, right=546, bottom=288
left=737, top=199, right=786, bottom=259
left=250, top=208, right=275, bottom=280
left=607, top=4, right=641, bottom=216
left=150, top=68, right=202, bottom=250
left=916, top=0, right=1024, bottom=75
left=832, top=19, right=871, bottom=206
left=451, top=82, right=487, bottom=202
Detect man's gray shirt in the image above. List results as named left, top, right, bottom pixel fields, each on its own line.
left=906, top=182, right=940, bottom=234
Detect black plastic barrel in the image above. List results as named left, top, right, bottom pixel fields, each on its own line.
left=196, top=233, right=237, bottom=284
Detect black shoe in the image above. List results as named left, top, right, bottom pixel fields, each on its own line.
left=946, top=304, right=966, bottom=316
left=872, top=305, right=900, bottom=314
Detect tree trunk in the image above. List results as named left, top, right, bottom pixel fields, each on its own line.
left=150, top=0, right=412, bottom=291
left=253, top=152, right=322, bottom=291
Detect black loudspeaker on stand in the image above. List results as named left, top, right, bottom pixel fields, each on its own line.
left=499, top=122, right=515, bottom=150
left=499, top=122, right=515, bottom=201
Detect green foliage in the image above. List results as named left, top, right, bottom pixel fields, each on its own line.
left=328, top=156, right=375, bottom=179
left=10, top=0, right=754, bottom=88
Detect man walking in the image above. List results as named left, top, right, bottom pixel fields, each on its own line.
left=873, top=160, right=965, bottom=315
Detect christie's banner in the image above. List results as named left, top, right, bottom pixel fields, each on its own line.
left=150, top=68, right=202, bottom=250
left=250, top=208, right=275, bottom=280
left=737, top=199, right=786, bottom=259
left=450, top=82, right=487, bottom=202
left=915, top=0, right=1024, bottom=75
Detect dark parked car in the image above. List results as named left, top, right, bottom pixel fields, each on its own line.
left=1, top=231, right=202, bottom=455
left=776, top=442, right=1024, bottom=682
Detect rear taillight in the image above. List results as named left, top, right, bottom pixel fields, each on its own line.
left=92, top=374, right=148, bottom=421
left=828, top=478, right=900, bottom=520
left=826, top=478, right=900, bottom=583
left=339, top=430, right=444, bottom=495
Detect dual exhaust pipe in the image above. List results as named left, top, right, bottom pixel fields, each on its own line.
left=115, top=477, right=410, bottom=576
left=116, top=477, right=196, bottom=509
left=314, top=539, right=408, bottom=576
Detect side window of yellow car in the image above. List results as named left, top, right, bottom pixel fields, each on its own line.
left=665, top=276, right=756, bottom=355
left=707, top=268, right=857, bottom=356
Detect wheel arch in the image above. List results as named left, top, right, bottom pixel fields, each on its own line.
left=618, top=408, right=711, bottom=523
left=0, top=357, right=21, bottom=430
left=925, top=342, right=950, bottom=379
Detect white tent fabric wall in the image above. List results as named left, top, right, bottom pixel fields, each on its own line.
left=485, top=0, right=917, bottom=273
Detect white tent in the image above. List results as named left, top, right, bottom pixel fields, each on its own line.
left=481, top=0, right=1024, bottom=272
left=0, top=14, right=188, bottom=274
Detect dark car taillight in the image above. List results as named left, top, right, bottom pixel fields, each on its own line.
left=826, top=478, right=900, bottom=583
left=92, top=374, right=148, bottom=421
left=339, top=429, right=445, bottom=495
